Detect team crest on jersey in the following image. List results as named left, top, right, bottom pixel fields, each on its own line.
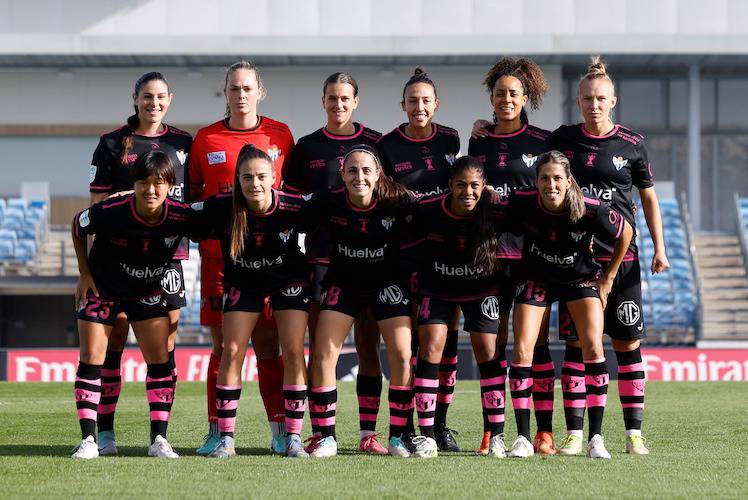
left=278, top=229, right=293, bottom=243
left=78, top=209, right=90, bottom=228
left=161, top=268, right=182, bottom=295
left=612, top=156, right=628, bottom=170
left=164, top=235, right=180, bottom=247
left=267, top=145, right=281, bottom=162
left=570, top=231, right=585, bottom=242
left=381, top=217, right=395, bottom=230
left=89, top=165, right=97, bottom=183
left=207, top=151, right=226, bottom=165
left=480, top=296, right=500, bottom=320
left=126, top=153, right=138, bottom=165
left=176, top=150, right=188, bottom=165
left=522, top=154, right=539, bottom=168
left=445, top=153, right=456, bottom=166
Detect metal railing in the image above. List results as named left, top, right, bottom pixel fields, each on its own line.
left=681, top=191, right=703, bottom=341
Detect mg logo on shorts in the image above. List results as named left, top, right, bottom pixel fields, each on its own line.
left=480, top=296, right=500, bottom=320
left=161, top=268, right=182, bottom=295
left=282, top=286, right=303, bottom=297
left=378, top=285, right=405, bottom=305
left=617, top=300, right=641, bottom=326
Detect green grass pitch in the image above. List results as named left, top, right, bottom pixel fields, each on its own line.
left=1, top=381, right=747, bottom=499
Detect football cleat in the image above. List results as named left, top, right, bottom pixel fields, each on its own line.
left=476, top=431, right=491, bottom=456
left=286, top=434, right=309, bottom=458
left=98, top=430, right=118, bottom=456
left=625, top=434, right=649, bottom=455
left=72, top=435, right=99, bottom=460
left=358, top=434, right=388, bottom=454
left=310, top=436, right=338, bottom=458
left=411, top=436, right=438, bottom=458
left=508, top=435, right=534, bottom=458
left=558, top=433, right=584, bottom=456
left=587, top=434, right=611, bottom=459
left=387, top=436, right=411, bottom=458
left=208, top=436, right=236, bottom=458
left=533, top=431, right=557, bottom=455
left=148, top=435, right=179, bottom=458
left=435, top=425, right=461, bottom=452
left=489, top=434, right=507, bottom=458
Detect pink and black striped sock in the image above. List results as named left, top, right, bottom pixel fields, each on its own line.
left=283, top=384, right=307, bottom=436
left=435, top=329, right=459, bottom=428
left=356, top=374, right=382, bottom=435
left=75, top=361, right=101, bottom=439
left=532, top=343, right=555, bottom=433
left=216, top=384, right=241, bottom=438
left=146, top=362, right=175, bottom=443
left=584, top=358, right=609, bottom=437
left=616, top=348, right=645, bottom=431
left=168, top=348, right=178, bottom=395
left=414, top=360, right=439, bottom=439
left=562, top=344, right=586, bottom=432
left=403, top=334, right=419, bottom=436
left=509, top=363, right=533, bottom=439
left=97, top=350, right=122, bottom=433
left=309, top=386, right=337, bottom=438
left=388, top=385, right=414, bottom=438
left=478, top=358, right=505, bottom=437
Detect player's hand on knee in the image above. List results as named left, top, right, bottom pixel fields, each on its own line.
left=76, top=273, right=99, bottom=311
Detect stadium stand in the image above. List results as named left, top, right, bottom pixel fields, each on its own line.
left=0, top=198, right=49, bottom=269
left=636, top=198, right=699, bottom=343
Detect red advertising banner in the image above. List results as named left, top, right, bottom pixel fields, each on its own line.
left=7, top=348, right=264, bottom=383
left=4, top=347, right=748, bottom=382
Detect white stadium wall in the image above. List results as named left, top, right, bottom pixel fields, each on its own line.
left=0, top=65, right=562, bottom=197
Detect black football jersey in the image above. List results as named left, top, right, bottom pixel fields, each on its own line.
left=89, top=124, right=193, bottom=259
left=376, top=123, right=460, bottom=197
left=283, top=123, right=381, bottom=194
left=548, top=124, right=653, bottom=257
left=282, top=123, right=382, bottom=264
left=305, top=189, right=412, bottom=291
left=192, top=191, right=309, bottom=293
left=501, top=189, right=626, bottom=285
left=406, top=193, right=503, bottom=300
left=73, top=195, right=196, bottom=300
left=468, top=124, right=549, bottom=195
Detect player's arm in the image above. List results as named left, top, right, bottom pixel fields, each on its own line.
left=594, top=211, right=633, bottom=309
left=71, top=209, right=99, bottom=310
left=639, top=187, right=670, bottom=275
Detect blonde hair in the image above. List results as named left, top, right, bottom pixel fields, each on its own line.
left=223, top=60, right=267, bottom=118
left=578, top=55, right=615, bottom=94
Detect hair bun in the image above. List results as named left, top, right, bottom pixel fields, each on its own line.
left=413, top=66, right=426, bottom=77
left=587, top=56, right=608, bottom=77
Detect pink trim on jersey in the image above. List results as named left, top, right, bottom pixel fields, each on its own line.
left=102, top=197, right=132, bottom=210
left=582, top=196, right=601, bottom=206
left=580, top=123, right=620, bottom=139
left=134, top=124, right=170, bottom=138
left=395, top=123, right=438, bottom=142
left=345, top=192, right=378, bottom=212
left=440, top=195, right=475, bottom=220
left=484, top=123, right=528, bottom=138
left=130, top=196, right=168, bottom=227
left=322, top=123, right=364, bottom=140
left=89, top=184, right=113, bottom=192
left=248, top=189, right=279, bottom=217
left=594, top=251, right=637, bottom=262
left=536, top=194, right=569, bottom=217
left=400, top=238, right=425, bottom=250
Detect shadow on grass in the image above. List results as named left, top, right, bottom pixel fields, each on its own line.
left=0, top=445, right=270, bottom=458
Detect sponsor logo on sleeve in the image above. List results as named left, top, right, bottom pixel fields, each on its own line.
left=278, top=229, right=293, bottom=243
left=89, top=165, right=97, bottom=183
left=381, top=217, right=395, bottom=230
left=79, top=209, right=90, bottom=228
left=207, top=151, right=226, bottom=165
left=190, top=201, right=204, bottom=211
